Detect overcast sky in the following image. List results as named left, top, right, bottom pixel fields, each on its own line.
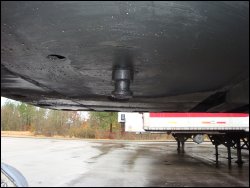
left=1, top=97, right=18, bottom=106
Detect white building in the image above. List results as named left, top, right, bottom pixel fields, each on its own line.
left=118, top=112, right=145, bottom=133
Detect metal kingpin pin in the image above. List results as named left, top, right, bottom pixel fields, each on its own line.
left=111, top=68, right=133, bottom=100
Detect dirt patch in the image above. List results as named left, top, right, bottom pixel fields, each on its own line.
left=1, top=131, right=177, bottom=142
left=1, top=131, right=67, bottom=139
left=1, top=131, right=34, bottom=137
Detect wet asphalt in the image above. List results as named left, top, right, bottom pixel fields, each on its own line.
left=1, top=137, right=249, bottom=187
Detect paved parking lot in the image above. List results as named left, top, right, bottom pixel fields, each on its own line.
left=1, top=137, right=249, bottom=187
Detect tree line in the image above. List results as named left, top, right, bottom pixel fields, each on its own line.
left=1, top=100, right=173, bottom=140
left=1, top=100, right=120, bottom=138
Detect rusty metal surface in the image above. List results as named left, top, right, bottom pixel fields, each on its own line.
left=1, top=1, right=249, bottom=112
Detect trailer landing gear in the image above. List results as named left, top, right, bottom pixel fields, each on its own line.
left=209, top=132, right=249, bottom=168
left=172, top=133, right=189, bottom=153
